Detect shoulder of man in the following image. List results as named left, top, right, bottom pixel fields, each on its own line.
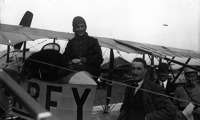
left=86, top=36, right=101, bottom=48
left=67, top=38, right=73, bottom=43
left=154, top=79, right=159, bottom=84
left=167, top=80, right=177, bottom=87
left=174, top=84, right=184, bottom=92
left=145, top=80, right=163, bottom=91
left=87, top=36, right=98, bottom=41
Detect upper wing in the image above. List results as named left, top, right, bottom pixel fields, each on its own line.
left=112, top=40, right=200, bottom=59
left=1, top=23, right=199, bottom=59
left=0, top=23, right=73, bottom=46
left=94, top=36, right=200, bottom=59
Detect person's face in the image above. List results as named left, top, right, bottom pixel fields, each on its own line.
left=131, top=61, right=147, bottom=82
left=74, top=23, right=86, bottom=37
left=185, top=72, right=198, bottom=84
left=158, top=72, right=168, bottom=82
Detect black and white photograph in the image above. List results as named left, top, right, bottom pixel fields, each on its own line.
left=0, top=0, right=200, bottom=120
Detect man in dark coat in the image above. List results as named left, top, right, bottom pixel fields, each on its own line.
left=61, top=16, right=103, bottom=83
left=118, top=58, right=176, bottom=120
left=174, top=67, right=200, bottom=120
left=155, top=63, right=177, bottom=100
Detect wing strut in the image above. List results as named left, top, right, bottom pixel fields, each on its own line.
left=105, top=49, right=114, bottom=112
left=164, top=57, right=200, bottom=71
left=6, top=46, right=10, bottom=63
left=164, top=57, right=200, bottom=84
left=172, top=58, right=191, bottom=83
left=0, top=69, right=57, bottom=120
left=150, top=55, right=155, bottom=81
left=166, top=57, right=175, bottom=80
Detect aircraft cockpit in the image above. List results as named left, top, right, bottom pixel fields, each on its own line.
left=21, top=42, right=62, bottom=82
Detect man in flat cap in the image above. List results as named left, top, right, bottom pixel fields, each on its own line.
left=62, top=16, right=103, bottom=85
left=174, top=67, right=200, bottom=120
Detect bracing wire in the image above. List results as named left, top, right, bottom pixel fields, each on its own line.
left=15, top=56, right=199, bottom=110
left=102, top=48, right=108, bottom=58
left=26, top=39, right=48, bottom=51
left=1, top=44, right=199, bottom=113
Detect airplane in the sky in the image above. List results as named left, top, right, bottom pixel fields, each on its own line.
left=0, top=11, right=200, bottom=120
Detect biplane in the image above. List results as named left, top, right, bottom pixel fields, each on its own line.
left=0, top=11, right=200, bottom=120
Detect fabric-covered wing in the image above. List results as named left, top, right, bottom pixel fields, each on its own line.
left=0, top=23, right=74, bottom=46
left=1, top=23, right=199, bottom=59
left=113, top=39, right=200, bottom=59
left=96, top=36, right=143, bottom=54
left=95, top=36, right=200, bottom=59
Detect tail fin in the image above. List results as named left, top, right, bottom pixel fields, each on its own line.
left=14, top=11, right=33, bottom=49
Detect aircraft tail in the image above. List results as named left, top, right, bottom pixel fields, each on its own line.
left=14, top=11, right=33, bottom=49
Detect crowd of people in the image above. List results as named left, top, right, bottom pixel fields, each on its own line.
left=60, top=16, right=200, bottom=120
left=117, top=58, right=200, bottom=120
left=18, top=15, right=200, bottom=120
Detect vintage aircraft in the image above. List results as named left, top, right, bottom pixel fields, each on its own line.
left=0, top=11, right=200, bottom=120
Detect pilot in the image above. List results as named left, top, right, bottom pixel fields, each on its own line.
left=61, top=16, right=103, bottom=85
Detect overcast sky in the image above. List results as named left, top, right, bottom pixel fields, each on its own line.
left=0, top=0, right=200, bottom=65
left=1, top=0, right=200, bottom=50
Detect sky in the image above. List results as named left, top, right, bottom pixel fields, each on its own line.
left=0, top=0, right=200, bottom=64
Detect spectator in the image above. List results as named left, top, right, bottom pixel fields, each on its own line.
left=118, top=58, right=176, bottom=120
left=174, top=67, right=200, bottom=120
left=155, top=63, right=177, bottom=100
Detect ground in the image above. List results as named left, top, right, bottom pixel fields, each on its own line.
left=93, top=82, right=126, bottom=106
left=90, top=83, right=126, bottom=120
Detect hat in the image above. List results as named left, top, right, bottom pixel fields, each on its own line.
left=157, top=63, right=169, bottom=73
left=184, top=67, right=197, bottom=74
left=72, top=16, right=87, bottom=28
